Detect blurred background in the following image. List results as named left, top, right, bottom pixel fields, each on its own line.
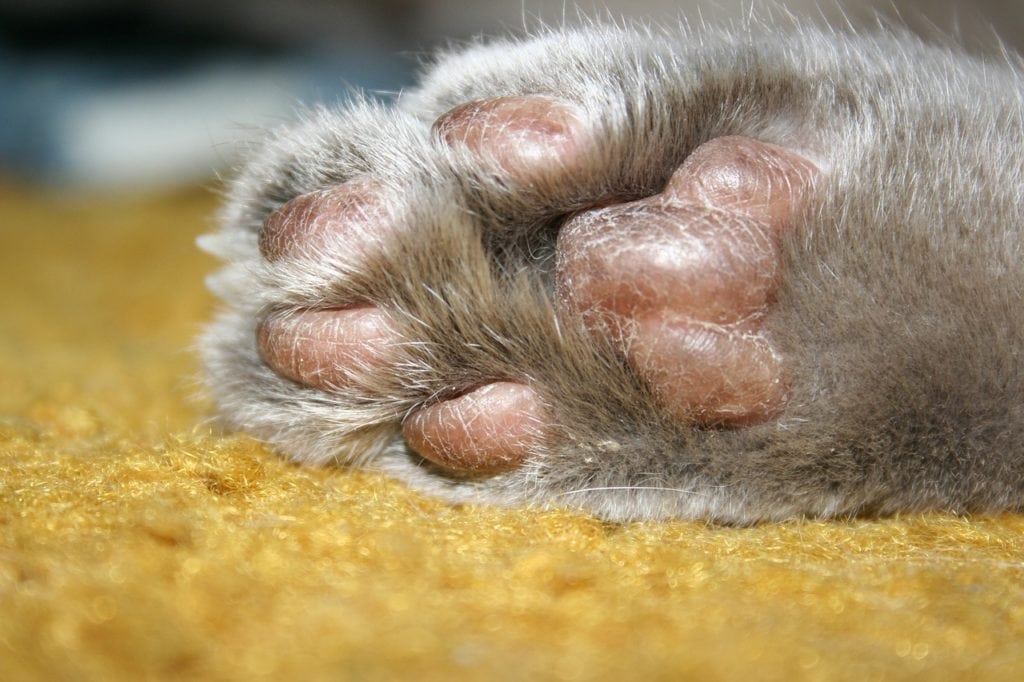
left=2, top=0, right=1020, bottom=191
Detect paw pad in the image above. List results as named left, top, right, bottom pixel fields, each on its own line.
left=433, top=95, right=587, bottom=181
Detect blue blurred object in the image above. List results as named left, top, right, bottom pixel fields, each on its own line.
left=0, top=9, right=412, bottom=188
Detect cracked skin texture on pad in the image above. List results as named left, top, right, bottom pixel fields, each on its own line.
left=2, top=185, right=1024, bottom=679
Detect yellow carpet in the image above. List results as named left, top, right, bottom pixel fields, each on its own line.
left=2, top=184, right=1024, bottom=681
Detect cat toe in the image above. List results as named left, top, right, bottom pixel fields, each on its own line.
left=403, top=382, right=547, bottom=474
left=432, top=95, right=588, bottom=183
left=257, top=307, right=398, bottom=391
left=259, top=179, right=392, bottom=263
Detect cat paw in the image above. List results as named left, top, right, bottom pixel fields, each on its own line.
left=204, top=25, right=1024, bottom=521
left=252, top=95, right=819, bottom=476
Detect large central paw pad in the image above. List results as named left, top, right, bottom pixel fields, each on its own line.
left=558, top=135, right=818, bottom=425
left=255, top=95, right=819, bottom=475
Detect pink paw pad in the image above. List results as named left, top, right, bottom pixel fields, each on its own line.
left=557, top=136, right=819, bottom=425
left=403, top=382, right=546, bottom=474
left=433, top=95, right=587, bottom=182
left=257, top=307, right=398, bottom=391
left=259, top=179, right=390, bottom=263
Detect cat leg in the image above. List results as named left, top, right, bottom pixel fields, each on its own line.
left=205, top=25, right=1024, bottom=522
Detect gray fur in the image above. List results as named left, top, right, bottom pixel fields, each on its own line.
left=199, top=18, right=1024, bottom=523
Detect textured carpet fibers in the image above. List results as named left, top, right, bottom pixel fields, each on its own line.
left=2, top=184, right=1024, bottom=681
